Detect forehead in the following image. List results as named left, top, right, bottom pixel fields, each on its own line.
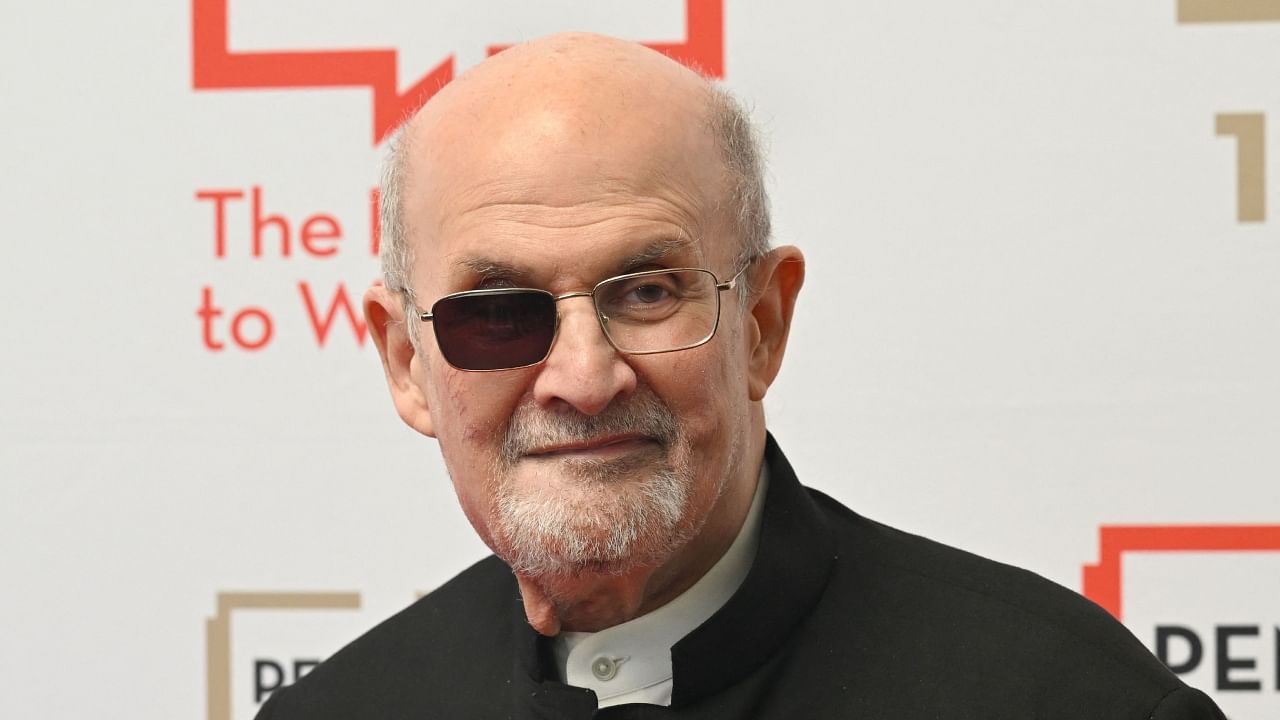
left=425, top=169, right=721, bottom=289
left=420, top=178, right=726, bottom=295
left=400, top=58, right=734, bottom=293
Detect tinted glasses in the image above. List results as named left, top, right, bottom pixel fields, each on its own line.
left=417, top=266, right=748, bottom=371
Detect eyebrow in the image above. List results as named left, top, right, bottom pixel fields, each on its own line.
left=452, top=235, right=703, bottom=286
left=617, top=236, right=702, bottom=273
left=456, top=257, right=532, bottom=282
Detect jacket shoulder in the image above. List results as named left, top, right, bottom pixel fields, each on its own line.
left=256, top=555, right=519, bottom=719
left=797, top=489, right=1209, bottom=718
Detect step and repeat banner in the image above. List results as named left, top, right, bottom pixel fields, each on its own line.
left=2, top=1, right=1279, bottom=718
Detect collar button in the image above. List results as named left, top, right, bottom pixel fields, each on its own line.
left=590, top=656, right=620, bottom=681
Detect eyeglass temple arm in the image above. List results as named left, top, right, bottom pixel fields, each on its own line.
left=716, top=263, right=752, bottom=292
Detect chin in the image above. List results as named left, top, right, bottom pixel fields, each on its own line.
left=491, top=463, right=694, bottom=578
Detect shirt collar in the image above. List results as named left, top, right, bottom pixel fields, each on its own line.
left=551, top=462, right=770, bottom=705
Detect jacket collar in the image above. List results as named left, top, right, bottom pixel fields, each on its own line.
left=669, top=433, right=836, bottom=706
left=510, top=434, right=836, bottom=716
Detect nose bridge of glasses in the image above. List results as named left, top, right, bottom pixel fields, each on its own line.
left=552, top=290, right=595, bottom=302
left=552, top=286, right=606, bottom=326
left=549, top=288, right=615, bottom=346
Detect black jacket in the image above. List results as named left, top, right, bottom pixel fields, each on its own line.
left=258, top=437, right=1225, bottom=719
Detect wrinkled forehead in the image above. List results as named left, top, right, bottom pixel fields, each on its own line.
left=398, top=38, right=735, bottom=291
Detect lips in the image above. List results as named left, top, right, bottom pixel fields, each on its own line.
left=525, top=434, right=656, bottom=458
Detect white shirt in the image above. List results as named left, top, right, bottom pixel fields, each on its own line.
left=551, top=465, right=769, bottom=708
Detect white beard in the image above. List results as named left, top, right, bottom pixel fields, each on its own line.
left=490, top=388, right=695, bottom=577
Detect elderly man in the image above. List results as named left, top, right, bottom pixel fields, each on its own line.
left=257, top=33, right=1224, bottom=719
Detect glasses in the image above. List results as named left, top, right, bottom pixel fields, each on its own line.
left=414, top=266, right=749, bottom=371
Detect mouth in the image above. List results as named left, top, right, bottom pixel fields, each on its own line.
left=524, top=434, right=659, bottom=460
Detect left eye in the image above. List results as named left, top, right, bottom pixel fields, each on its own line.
left=598, top=274, right=684, bottom=320
left=629, top=284, right=671, bottom=303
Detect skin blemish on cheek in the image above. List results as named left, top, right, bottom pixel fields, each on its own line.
left=439, top=366, right=536, bottom=444
left=443, top=371, right=468, bottom=406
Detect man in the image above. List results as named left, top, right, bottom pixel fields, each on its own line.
left=258, top=33, right=1224, bottom=719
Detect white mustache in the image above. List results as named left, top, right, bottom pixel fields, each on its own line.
left=500, top=390, right=679, bottom=464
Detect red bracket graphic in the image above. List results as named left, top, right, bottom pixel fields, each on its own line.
left=192, top=0, right=724, bottom=145
left=1082, top=525, right=1280, bottom=621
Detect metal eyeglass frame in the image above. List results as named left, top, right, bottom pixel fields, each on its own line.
left=414, top=264, right=752, bottom=372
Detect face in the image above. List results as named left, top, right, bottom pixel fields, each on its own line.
left=398, top=85, right=758, bottom=580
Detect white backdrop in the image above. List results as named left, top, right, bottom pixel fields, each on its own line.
left=2, top=1, right=1278, bottom=718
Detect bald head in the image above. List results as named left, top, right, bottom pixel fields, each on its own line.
left=410, top=33, right=711, bottom=155
left=380, top=32, right=770, bottom=327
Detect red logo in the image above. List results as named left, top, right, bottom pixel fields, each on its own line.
left=191, top=0, right=725, bottom=144
left=1082, top=525, right=1280, bottom=620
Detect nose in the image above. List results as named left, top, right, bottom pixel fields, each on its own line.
left=530, top=297, right=637, bottom=416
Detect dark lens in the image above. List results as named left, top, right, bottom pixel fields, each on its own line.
left=431, top=291, right=556, bottom=370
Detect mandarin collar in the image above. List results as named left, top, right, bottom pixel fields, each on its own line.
left=550, top=463, right=768, bottom=705
left=509, top=434, right=837, bottom=717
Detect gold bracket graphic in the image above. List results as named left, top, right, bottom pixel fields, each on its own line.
left=1179, top=0, right=1280, bottom=22
left=206, top=592, right=361, bottom=720
left=1216, top=113, right=1268, bottom=222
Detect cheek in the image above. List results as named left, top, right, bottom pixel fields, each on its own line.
left=429, top=368, right=532, bottom=550
left=428, top=366, right=536, bottom=500
left=431, top=366, right=530, bottom=445
left=650, top=341, right=746, bottom=447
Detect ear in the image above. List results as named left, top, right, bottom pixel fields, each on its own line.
left=364, top=283, right=436, bottom=437
left=745, top=246, right=805, bottom=402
